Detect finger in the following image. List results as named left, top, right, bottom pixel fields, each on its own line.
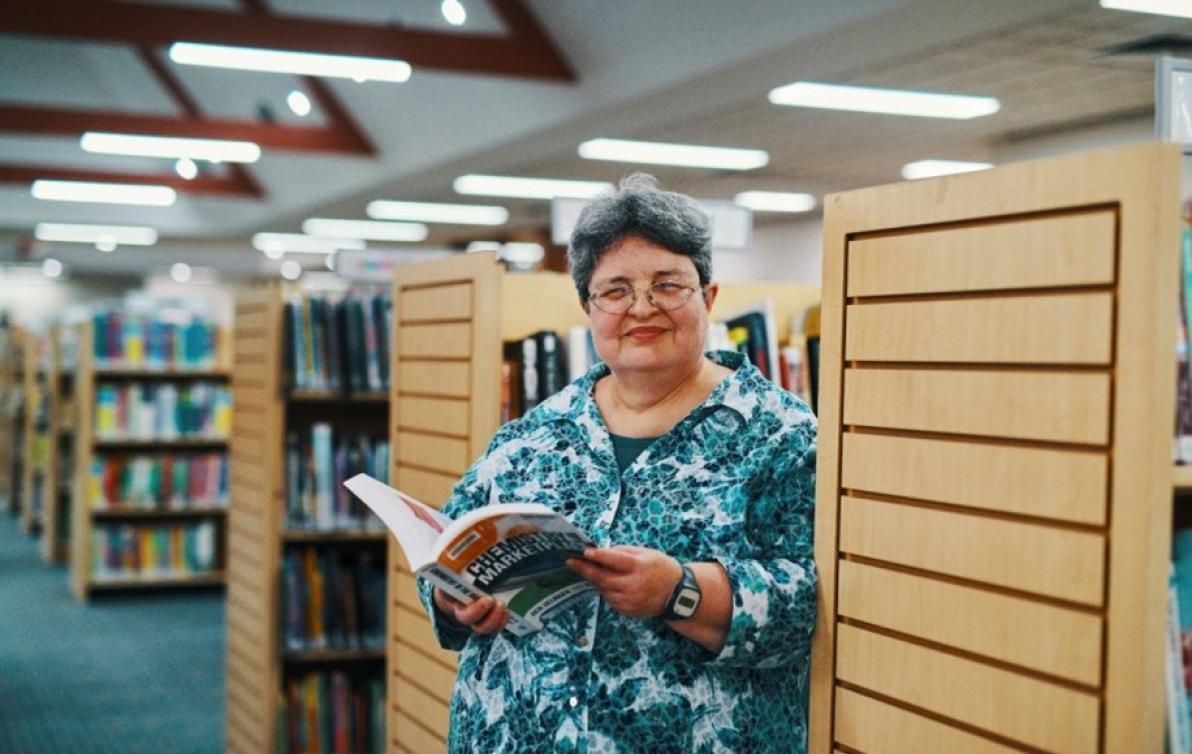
left=436, top=589, right=466, bottom=610
left=567, top=558, right=620, bottom=589
left=579, top=547, right=639, bottom=573
left=455, top=596, right=495, bottom=626
left=473, top=601, right=508, bottom=634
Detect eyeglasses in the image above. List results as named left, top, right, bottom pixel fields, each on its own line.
left=587, top=280, right=700, bottom=314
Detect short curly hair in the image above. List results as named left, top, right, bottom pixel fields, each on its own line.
left=567, top=173, right=712, bottom=301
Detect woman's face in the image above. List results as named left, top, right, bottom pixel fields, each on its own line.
left=584, top=235, right=717, bottom=378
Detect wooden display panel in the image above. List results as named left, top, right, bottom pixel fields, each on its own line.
left=810, top=142, right=1179, bottom=754
left=225, top=286, right=286, bottom=754
left=20, top=331, right=43, bottom=534
left=41, top=325, right=73, bottom=564
left=388, top=253, right=821, bottom=753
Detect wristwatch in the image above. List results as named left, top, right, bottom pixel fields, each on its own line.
left=661, top=563, right=701, bottom=621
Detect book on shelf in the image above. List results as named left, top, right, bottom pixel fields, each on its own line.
left=91, top=307, right=224, bottom=370
left=344, top=474, right=596, bottom=636
left=501, top=328, right=592, bottom=422
left=1172, top=563, right=1192, bottom=754
left=94, top=382, right=232, bottom=440
left=90, top=520, right=217, bottom=578
left=277, top=670, right=384, bottom=754
left=284, top=291, right=392, bottom=393
left=88, top=452, right=228, bottom=511
left=285, top=424, right=387, bottom=532
left=281, top=545, right=386, bottom=652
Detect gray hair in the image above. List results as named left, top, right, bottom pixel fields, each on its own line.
left=567, top=173, right=712, bottom=301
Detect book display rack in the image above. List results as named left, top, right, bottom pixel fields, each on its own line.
left=42, top=324, right=76, bottom=564
left=20, top=330, right=49, bottom=535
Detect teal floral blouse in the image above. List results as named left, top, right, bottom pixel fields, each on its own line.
left=418, top=350, right=818, bottom=754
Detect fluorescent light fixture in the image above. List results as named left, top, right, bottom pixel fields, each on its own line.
left=367, top=200, right=508, bottom=225
left=31, top=180, right=177, bottom=206
left=287, top=89, right=312, bottom=117
left=252, top=232, right=365, bottom=256
left=42, top=258, right=63, bottom=278
left=169, top=42, right=412, bottom=83
left=466, top=241, right=502, bottom=254
left=901, top=159, right=994, bottom=180
left=499, top=242, right=544, bottom=264
left=578, top=138, right=769, bottom=170
left=1100, top=0, right=1192, bottom=18
left=175, top=158, right=198, bottom=180
left=302, top=218, right=428, bottom=242
left=768, top=81, right=1000, bottom=119
left=34, top=223, right=158, bottom=246
left=441, top=0, right=467, bottom=25
left=455, top=174, right=613, bottom=200
left=170, top=262, right=192, bottom=283
left=81, top=132, right=261, bottom=163
left=279, top=259, right=303, bottom=280
left=733, top=191, right=816, bottom=213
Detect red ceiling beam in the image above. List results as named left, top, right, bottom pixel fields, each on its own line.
left=3, top=0, right=576, bottom=82
left=0, top=105, right=372, bottom=154
left=0, top=164, right=262, bottom=197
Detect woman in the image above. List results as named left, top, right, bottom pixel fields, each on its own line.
left=420, top=173, right=817, bottom=754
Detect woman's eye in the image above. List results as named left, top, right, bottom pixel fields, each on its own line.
left=655, top=282, right=682, bottom=292
left=602, top=288, right=630, bottom=300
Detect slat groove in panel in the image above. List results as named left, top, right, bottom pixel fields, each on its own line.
left=845, top=293, right=1113, bottom=365
left=400, top=322, right=472, bottom=359
left=837, top=560, right=1103, bottom=687
left=843, top=489, right=1106, bottom=535
left=835, top=624, right=1099, bottom=754
left=843, top=369, right=1111, bottom=445
left=834, top=687, right=1037, bottom=754
left=393, top=711, right=447, bottom=752
left=396, top=395, right=470, bottom=437
left=394, top=642, right=456, bottom=704
left=394, top=676, right=451, bottom=735
left=846, top=210, right=1115, bottom=297
left=397, top=432, right=470, bottom=476
left=398, top=360, right=470, bottom=398
left=399, top=282, right=472, bottom=322
left=841, top=432, right=1107, bottom=526
left=839, top=496, right=1105, bottom=606
left=394, top=465, right=461, bottom=509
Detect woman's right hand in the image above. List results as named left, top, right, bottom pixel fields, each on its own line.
left=433, top=588, right=510, bottom=635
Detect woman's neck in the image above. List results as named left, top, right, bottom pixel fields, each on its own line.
left=598, top=357, right=729, bottom=437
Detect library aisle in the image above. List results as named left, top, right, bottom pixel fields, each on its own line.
left=0, top=512, right=225, bottom=754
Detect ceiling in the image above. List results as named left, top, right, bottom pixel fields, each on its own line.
left=0, top=0, right=1189, bottom=278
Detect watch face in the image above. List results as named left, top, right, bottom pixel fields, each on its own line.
left=673, top=587, right=700, bottom=618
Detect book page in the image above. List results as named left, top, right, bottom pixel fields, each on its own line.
left=343, top=474, right=452, bottom=570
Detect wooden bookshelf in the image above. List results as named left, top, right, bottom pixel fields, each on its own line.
left=225, top=284, right=391, bottom=754
left=2, top=326, right=26, bottom=517
left=69, top=320, right=230, bottom=601
left=42, top=324, right=75, bottom=563
left=19, top=331, right=46, bottom=535
left=386, top=252, right=820, bottom=753
left=809, top=142, right=1178, bottom=754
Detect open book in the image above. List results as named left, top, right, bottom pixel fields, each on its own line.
left=343, top=474, right=597, bottom=636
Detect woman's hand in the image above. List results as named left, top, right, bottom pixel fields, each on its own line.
left=567, top=545, right=682, bottom=619
left=433, top=589, right=510, bottom=635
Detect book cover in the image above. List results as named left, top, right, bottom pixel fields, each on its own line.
left=344, top=474, right=596, bottom=636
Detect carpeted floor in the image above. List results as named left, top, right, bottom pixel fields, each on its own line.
left=0, top=512, right=225, bottom=754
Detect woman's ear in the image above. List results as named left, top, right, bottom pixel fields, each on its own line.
left=702, top=282, right=719, bottom=312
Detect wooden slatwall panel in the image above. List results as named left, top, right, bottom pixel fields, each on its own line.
left=69, top=323, right=93, bottom=600
left=811, top=143, right=1178, bottom=754
left=390, top=253, right=507, bottom=754
left=226, top=287, right=285, bottom=754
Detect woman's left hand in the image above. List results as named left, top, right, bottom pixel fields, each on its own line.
left=567, top=545, right=682, bottom=619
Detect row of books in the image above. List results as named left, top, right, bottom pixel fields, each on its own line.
left=95, top=382, right=232, bottom=440
left=90, top=520, right=218, bottom=579
left=281, top=545, right=386, bottom=652
left=285, top=426, right=388, bottom=532
left=1169, top=529, right=1192, bottom=752
left=88, top=452, right=229, bottom=511
left=277, top=671, right=384, bottom=754
left=91, top=309, right=224, bottom=370
left=284, top=293, right=392, bottom=393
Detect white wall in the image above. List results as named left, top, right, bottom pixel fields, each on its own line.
left=714, top=217, right=823, bottom=286
left=0, top=272, right=139, bottom=330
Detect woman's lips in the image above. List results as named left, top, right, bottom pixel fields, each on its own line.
left=624, top=327, right=666, bottom=339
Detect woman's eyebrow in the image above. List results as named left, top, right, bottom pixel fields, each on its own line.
left=592, top=269, right=688, bottom=287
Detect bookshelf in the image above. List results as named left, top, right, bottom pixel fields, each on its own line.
left=0, top=324, right=11, bottom=516
left=69, top=319, right=231, bottom=601
left=808, top=142, right=1178, bottom=754
left=42, top=324, right=75, bottom=563
left=225, top=284, right=391, bottom=754
left=20, top=329, right=48, bottom=534
left=385, top=251, right=820, bottom=753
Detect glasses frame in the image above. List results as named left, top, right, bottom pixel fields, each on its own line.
left=586, top=280, right=703, bottom=315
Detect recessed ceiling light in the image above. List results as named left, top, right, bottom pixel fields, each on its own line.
left=81, top=132, right=261, bottom=163
left=174, top=158, right=199, bottom=180
left=1100, top=0, right=1192, bottom=18
left=441, top=0, right=467, bottom=26
left=31, top=180, right=177, bottom=206
left=251, top=232, right=365, bottom=256
left=302, top=218, right=428, bottom=242
left=279, top=259, right=303, bottom=280
left=768, top=81, right=1000, bottom=119
left=170, top=262, right=192, bottom=283
left=499, top=242, right=545, bottom=264
left=41, top=258, right=63, bottom=279
left=367, top=200, right=509, bottom=225
left=169, top=42, right=412, bottom=83
left=578, top=138, right=769, bottom=170
left=901, top=159, right=994, bottom=180
left=454, top=174, right=613, bottom=200
left=34, top=223, right=158, bottom=246
left=733, top=191, right=817, bottom=213
left=286, top=89, right=312, bottom=117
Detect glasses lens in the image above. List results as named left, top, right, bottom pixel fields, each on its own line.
left=650, top=283, right=694, bottom=309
